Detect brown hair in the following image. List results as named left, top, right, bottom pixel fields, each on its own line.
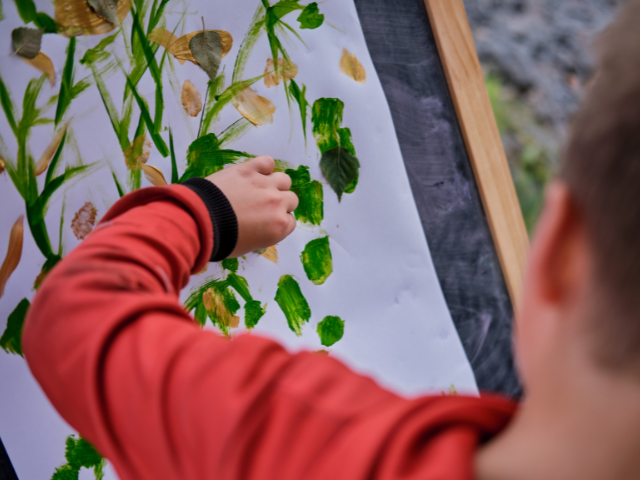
left=561, top=0, right=640, bottom=367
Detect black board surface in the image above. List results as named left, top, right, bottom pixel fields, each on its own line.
left=0, top=437, right=18, bottom=480
left=354, top=0, right=522, bottom=397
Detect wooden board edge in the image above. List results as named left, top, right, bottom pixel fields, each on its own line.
left=423, top=0, right=529, bottom=312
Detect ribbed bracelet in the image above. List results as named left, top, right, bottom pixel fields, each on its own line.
left=181, top=177, right=238, bottom=262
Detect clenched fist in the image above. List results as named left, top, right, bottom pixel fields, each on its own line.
left=205, top=156, right=298, bottom=257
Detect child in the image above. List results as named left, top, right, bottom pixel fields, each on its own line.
left=23, top=2, right=640, bottom=479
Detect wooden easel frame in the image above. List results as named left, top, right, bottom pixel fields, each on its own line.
left=424, top=0, right=529, bottom=311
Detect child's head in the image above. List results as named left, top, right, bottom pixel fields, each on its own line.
left=516, top=0, right=640, bottom=390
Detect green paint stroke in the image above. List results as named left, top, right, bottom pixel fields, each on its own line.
left=12, top=0, right=36, bottom=23
left=300, top=236, right=333, bottom=285
left=312, top=97, right=343, bottom=153
left=286, top=165, right=323, bottom=225
left=244, top=300, right=266, bottom=329
left=0, top=298, right=30, bottom=356
left=51, top=435, right=105, bottom=480
left=289, top=79, right=308, bottom=143
left=312, top=98, right=360, bottom=200
left=317, top=315, right=344, bottom=347
left=181, top=133, right=250, bottom=181
left=297, top=2, right=324, bottom=29
left=274, top=275, right=311, bottom=336
left=185, top=274, right=263, bottom=333
left=221, top=257, right=239, bottom=273
left=232, top=3, right=266, bottom=84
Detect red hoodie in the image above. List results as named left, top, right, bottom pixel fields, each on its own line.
left=22, top=185, right=516, bottom=480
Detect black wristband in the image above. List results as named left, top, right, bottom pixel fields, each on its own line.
left=181, top=177, right=238, bottom=262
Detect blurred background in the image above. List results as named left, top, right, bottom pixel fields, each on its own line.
left=463, top=0, right=622, bottom=233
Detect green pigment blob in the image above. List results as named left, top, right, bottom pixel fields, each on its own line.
left=51, top=435, right=105, bottom=480
left=286, top=165, right=323, bottom=225
left=274, top=275, right=311, bottom=336
left=312, top=98, right=343, bottom=153
left=0, top=298, right=30, bottom=356
left=317, top=315, right=345, bottom=347
left=312, top=98, right=360, bottom=199
left=244, top=300, right=266, bottom=329
left=289, top=80, right=309, bottom=142
left=226, top=273, right=251, bottom=302
left=181, top=133, right=249, bottom=180
left=297, top=2, right=324, bottom=29
left=221, top=257, right=239, bottom=273
left=300, top=236, right=333, bottom=285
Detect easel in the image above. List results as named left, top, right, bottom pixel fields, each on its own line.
left=425, top=0, right=529, bottom=309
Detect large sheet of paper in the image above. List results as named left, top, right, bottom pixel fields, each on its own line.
left=0, top=0, right=478, bottom=477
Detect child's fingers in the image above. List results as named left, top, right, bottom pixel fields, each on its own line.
left=249, top=156, right=275, bottom=175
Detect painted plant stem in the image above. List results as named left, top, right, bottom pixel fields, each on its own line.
left=232, top=3, right=266, bottom=84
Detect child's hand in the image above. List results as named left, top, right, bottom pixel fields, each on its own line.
left=205, top=156, right=298, bottom=257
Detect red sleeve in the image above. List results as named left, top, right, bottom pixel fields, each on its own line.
left=22, top=185, right=516, bottom=480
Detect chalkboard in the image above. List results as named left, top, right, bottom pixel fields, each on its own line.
left=354, top=0, right=522, bottom=397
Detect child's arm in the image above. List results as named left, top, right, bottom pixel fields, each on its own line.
left=22, top=157, right=513, bottom=479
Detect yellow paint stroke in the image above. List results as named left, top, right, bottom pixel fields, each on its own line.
left=440, top=384, right=458, bottom=396
left=22, top=52, right=55, bottom=87
left=202, top=288, right=240, bottom=328
left=0, top=216, right=24, bottom=299
left=232, top=88, right=276, bottom=126
left=148, top=28, right=184, bottom=64
left=264, top=58, right=298, bottom=88
left=261, top=245, right=278, bottom=263
left=35, top=120, right=71, bottom=176
left=124, top=134, right=152, bottom=171
left=195, top=263, right=209, bottom=276
left=55, top=0, right=132, bottom=36
left=181, top=79, right=203, bottom=117
left=71, top=202, right=98, bottom=240
left=167, top=30, right=233, bottom=65
left=340, top=48, right=366, bottom=84
left=141, top=164, right=167, bottom=186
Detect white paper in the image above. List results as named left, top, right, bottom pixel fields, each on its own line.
left=0, top=0, right=477, bottom=478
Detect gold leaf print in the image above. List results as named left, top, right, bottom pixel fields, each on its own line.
left=124, top=134, right=152, bottom=171
left=231, top=88, right=276, bottom=126
left=35, top=120, right=70, bottom=176
left=181, top=80, right=203, bottom=117
left=0, top=216, right=24, bottom=299
left=202, top=288, right=240, bottom=328
left=340, top=48, right=367, bottom=84
left=71, top=202, right=98, bottom=240
left=261, top=245, right=278, bottom=263
left=22, top=52, right=55, bottom=87
left=54, top=0, right=132, bottom=36
left=141, top=164, right=167, bottom=186
left=154, top=30, right=233, bottom=66
left=264, top=58, right=298, bottom=88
